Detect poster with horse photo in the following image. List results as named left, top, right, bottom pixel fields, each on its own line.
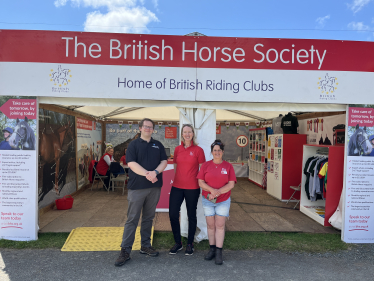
left=77, top=118, right=102, bottom=189
left=343, top=104, right=374, bottom=243
left=38, top=109, right=76, bottom=209
left=0, top=96, right=38, bottom=241
left=106, top=123, right=179, bottom=162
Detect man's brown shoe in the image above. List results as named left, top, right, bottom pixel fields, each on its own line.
left=115, top=248, right=130, bottom=266
left=140, top=246, right=159, bottom=257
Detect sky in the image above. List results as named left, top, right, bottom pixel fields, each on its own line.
left=0, top=0, right=373, bottom=41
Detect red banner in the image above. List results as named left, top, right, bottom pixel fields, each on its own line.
left=348, top=107, right=374, bottom=127
left=1, top=30, right=374, bottom=72
left=0, top=99, right=37, bottom=119
left=216, top=125, right=221, bottom=134
left=165, top=127, right=177, bottom=139
left=77, top=118, right=92, bottom=130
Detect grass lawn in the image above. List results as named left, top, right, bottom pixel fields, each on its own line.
left=0, top=231, right=349, bottom=253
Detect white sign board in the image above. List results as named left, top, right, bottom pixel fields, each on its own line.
left=0, top=97, right=38, bottom=241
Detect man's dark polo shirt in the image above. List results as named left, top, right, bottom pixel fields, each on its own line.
left=126, top=137, right=168, bottom=190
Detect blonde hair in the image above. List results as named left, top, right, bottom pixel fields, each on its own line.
left=105, top=146, right=114, bottom=153
left=180, top=124, right=198, bottom=146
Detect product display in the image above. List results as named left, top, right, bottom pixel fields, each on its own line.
left=300, top=145, right=344, bottom=226
left=303, top=155, right=328, bottom=201
left=266, top=134, right=307, bottom=201
left=272, top=115, right=284, bottom=134
left=281, top=112, right=299, bottom=134
left=248, top=128, right=268, bottom=189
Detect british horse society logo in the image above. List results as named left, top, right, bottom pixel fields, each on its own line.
left=49, top=65, right=72, bottom=93
left=318, top=73, right=338, bottom=101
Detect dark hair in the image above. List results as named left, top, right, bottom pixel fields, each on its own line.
left=123, top=148, right=127, bottom=155
left=211, top=139, right=224, bottom=152
left=139, top=118, right=155, bottom=129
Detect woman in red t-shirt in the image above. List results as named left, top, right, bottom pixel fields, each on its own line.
left=197, top=140, right=236, bottom=265
left=169, top=124, right=206, bottom=256
left=120, top=148, right=127, bottom=165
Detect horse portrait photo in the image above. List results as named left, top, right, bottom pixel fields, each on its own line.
left=347, top=124, right=373, bottom=156
left=8, top=117, right=36, bottom=150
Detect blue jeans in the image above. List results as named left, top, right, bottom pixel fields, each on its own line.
left=202, top=197, right=231, bottom=217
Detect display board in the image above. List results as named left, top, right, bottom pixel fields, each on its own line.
left=76, top=118, right=102, bottom=189
left=299, top=114, right=346, bottom=145
left=343, top=105, right=374, bottom=243
left=0, top=96, right=38, bottom=241
left=218, top=125, right=250, bottom=163
left=38, top=109, right=76, bottom=209
left=218, top=125, right=254, bottom=177
left=106, top=123, right=179, bottom=161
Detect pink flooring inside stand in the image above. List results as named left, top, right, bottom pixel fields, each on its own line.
left=39, top=179, right=339, bottom=234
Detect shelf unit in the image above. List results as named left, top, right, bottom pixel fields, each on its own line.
left=300, top=145, right=344, bottom=226
left=266, top=134, right=307, bottom=201
left=248, top=128, right=267, bottom=189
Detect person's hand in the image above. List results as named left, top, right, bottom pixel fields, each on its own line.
left=207, top=193, right=215, bottom=201
left=210, top=189, right=221, bottom=198
left=151, top=178, right=158, bottom=183
left=145, top=171, right=158, bottom=182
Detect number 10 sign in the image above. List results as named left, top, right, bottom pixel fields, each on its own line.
left=236, top=135, right=248, bottom=147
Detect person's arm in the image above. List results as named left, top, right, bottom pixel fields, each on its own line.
left=103, top=155, right=111, bottom=166
left=198, top=147, right=206, bottom=169
left=128, top=161, right=148, bottom=177
left=198, top=179, right=221, bottom=198
left=146, top=160, right=168, bottom=181
left=218, top=181, right=235, bottom=194
left=173, top=147, right=178, bottom=173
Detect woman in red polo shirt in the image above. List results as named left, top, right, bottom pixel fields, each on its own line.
left=197, top=140, right=236, bottom=265
left=169, top=124, right=206, bottom=256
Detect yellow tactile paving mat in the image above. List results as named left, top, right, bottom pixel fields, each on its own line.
left=61, top=227, right=153, bottom=252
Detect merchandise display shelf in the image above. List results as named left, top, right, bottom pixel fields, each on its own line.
left=299, top=205, right=325, bottom=226
left=266, top=134, right=307, bottom=202
left=248, top=128, right=267, bottom=189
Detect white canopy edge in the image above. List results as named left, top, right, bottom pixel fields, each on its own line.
left=39, top=97, right=346, bottom=113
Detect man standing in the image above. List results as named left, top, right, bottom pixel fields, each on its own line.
left=115, top=118, right=168, bottom=267
left=0, top=127, right=14, bottom=150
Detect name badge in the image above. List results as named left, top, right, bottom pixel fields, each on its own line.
left=221, top=171, right=227, bottom=174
